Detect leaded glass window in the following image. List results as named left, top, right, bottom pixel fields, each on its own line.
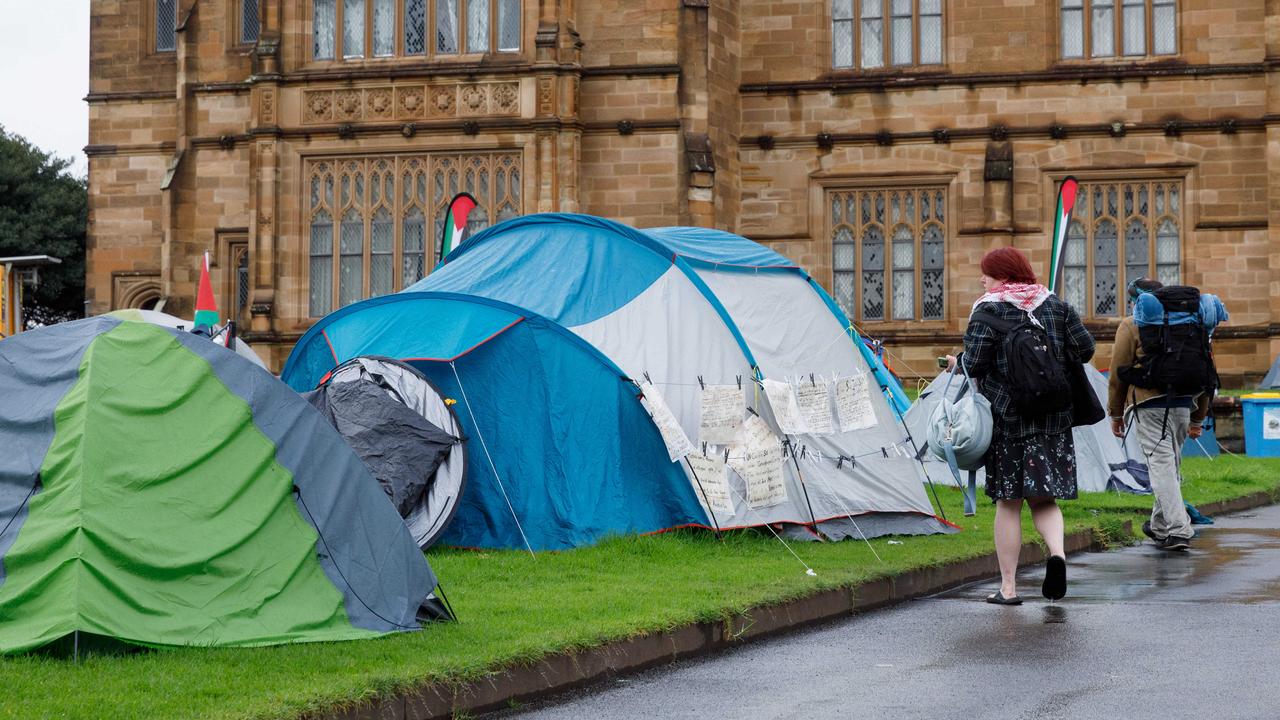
left=1062, top=0, right=1176, bottom=59
left=307, top=152, right=523, bottom=316
left=829, top=187, right=947, bottom=322
left=313, top=0, right=519, bottom=60
left=343, top=0, right=366, bottom=57
left=373, top=0, right=396, bottom=56
left=242, top=0, right=261, bottom=45
left=833, top=0, right=941, bottom=70
left=156, top=0, right=177, bottom=52
left=1061, top=0, right=1084, bottom=58
left=1057, top=179, right=1182, bottom=318
left=437, top=0, right=459, bottom=53
left=315, top=0, right=337, bottom=58
left=497, top=0, right=520, bottom=51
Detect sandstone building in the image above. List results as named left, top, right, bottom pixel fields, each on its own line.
left=88, top=0, right=1277, bottom=383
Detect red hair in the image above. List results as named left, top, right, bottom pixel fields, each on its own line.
left=980, top=247, right=1037, bottom=284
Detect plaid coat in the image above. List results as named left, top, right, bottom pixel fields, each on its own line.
left=961, top=296, right=1096, bottom=438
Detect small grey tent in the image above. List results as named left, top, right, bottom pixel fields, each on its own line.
left=904, top=364, right=1144, bottom=494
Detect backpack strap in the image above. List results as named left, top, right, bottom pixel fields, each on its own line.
left=969, top=310, right=1018, bottom=335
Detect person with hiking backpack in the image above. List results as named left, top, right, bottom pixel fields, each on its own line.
left=1109, top=278, right=1222, bottom=552
left=947, top=247, right=1095, bottom=605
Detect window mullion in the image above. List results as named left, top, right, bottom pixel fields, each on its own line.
left=1082, top=0, right=1090, bottom=57
left=882, top=0, right=890, bottom=68
left=913, top=0, right=920, bottom=66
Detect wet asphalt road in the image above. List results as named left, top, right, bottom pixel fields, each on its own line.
left=506, top=505, right=1280, bottom=720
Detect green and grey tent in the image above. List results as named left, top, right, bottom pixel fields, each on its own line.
left=0, top=316, right=447, bottom=654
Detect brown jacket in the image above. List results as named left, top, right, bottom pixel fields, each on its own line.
left=1107, top=316, right=1210, bottom=424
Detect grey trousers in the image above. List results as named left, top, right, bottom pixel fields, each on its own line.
left=1131, top=406, right=1193, bottom=540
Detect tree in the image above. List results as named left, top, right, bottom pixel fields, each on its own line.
left=0, top=126, right=87, bottom=327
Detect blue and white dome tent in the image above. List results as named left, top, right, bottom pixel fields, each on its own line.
left=283, top=214, right=954, bottom=550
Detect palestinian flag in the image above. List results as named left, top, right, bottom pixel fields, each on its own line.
left=194, top=252, right=219, bottom=328
left=1047, top=176, right=1080, bottom=293
left=439, top=192, right=478, bottom=262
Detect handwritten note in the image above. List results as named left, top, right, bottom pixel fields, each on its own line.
left=685, top=452, right=735, bottom=517
left=795, top=379, right=834, bottom=435
left=729, top=415, right=787, bottom=508
left=641, top=381, right=695, bottom=462
left=699, top=385, right=743, bottom=445
left=835, top=374, right=878, bottom=432
left=762, top=378, right=807, bottom=435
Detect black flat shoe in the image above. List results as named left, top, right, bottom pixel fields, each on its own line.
left=1043, top=555, right=1067, bottom=601
left=986, top=591, right=1023, bottom=605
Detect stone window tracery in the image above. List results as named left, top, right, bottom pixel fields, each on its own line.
left=312, top=0, right=520, bottom=60
left=1060, top=0, right=1176, bottom=59
left=832, top=0, right=942, bottom=70
left=1057, top=179, right=1182, bottom=318
left=830, top=187, right=946, bottom=323
left=307, top=152, right=523, bottom=317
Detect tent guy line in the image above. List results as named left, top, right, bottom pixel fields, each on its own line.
left=449, top=360, right=536, bottom=558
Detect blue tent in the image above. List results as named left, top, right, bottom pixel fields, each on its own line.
left=285, top=293, right=707, bottom=550
left=284, top=214, right=949, bottom=550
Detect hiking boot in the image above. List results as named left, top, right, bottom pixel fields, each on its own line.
left=1142, top=521, right=1166, bottom=544
left=1158, top=535, right=1191, bottom=551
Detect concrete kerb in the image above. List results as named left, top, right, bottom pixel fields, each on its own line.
left=311, top=492, right=1275, bottom=720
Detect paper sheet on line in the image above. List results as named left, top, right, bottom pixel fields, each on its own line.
left=641, top=381, right=695, bottom=461
left=835, top=374, right=878, bottom=432
left=795, top=379, right=834, bottom=435
left=684, top=451, right=734, bottom=517
left=762, top=378, right=807, bottom=435
left=729, top=414, right=787, bottom=508
left=699, top=385, right=743, bottom=445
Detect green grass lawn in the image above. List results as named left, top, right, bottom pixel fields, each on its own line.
left=3, top=456, right=1278, bottom=720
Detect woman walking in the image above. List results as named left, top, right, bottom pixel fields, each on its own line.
left=949, top=247, right=1095, bottom=605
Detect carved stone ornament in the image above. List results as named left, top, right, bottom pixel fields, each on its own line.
left=757, top=135, right=775, bottom=151
left=429, top=86, right=455, bottom=117
left=875, top=129, right=893, bottom=146
left=460, top=85, right=488, bottom=115
left=401, top=122, right=417, bottom=138
left=305, top=92, right=333, bottom=122
left=990, top=124, right=1009, bottom=141
left=218, top=135, right=236, bottom=150
left=1050, top=123, right=1067, bottom=139
left=335, top=90, right=362, bottom=120
left=337, top=124, right=356, bottom=139
left=398, top=87, right=426, bottom=119
left=366, top=88, right=393, bottom=119
left=617, top=119, right=635, bottom=135
left=816, top=131, right=834, bottom=150
left=932, top=127, right=950, bottom=144
left=491, top=83, right=519, bottom=114
left=462, top=120, right=480, bottom=136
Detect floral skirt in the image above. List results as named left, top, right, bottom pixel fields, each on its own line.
left=984, top=427, right=1078, bottom=502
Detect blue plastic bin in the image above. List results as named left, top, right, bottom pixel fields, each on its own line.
left=1241, top=394, right=1280, bottom=457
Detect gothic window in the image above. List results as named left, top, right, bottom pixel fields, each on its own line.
left=313, top=0, right=519, bottom=60
left=832, top=0, right=943, bottom=70
left=307, top=152, right=523, bottom=316
left=1056, top=179, right=1181, bottom=318
left=225, top=241, right=251, bottom=325
left=156, top=0, right=177, bottom=52
left=830, top=187, right=946, bottom=322
left=241, top=0, right=261, bottom=44
left=1060, top=0, right=1176, bottom=59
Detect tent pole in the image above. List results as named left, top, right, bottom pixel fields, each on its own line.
left=449, top=362, right=537, bottom=558
left=889, top=397, right=949, bottom=523
left=783, top=438, right=823, bottom=537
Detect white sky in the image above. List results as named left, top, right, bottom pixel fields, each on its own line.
left=0, top=1, right=91, bottom=177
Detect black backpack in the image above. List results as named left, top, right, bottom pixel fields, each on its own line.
left=1117, top=285, right=1218, bottom=396
left=969, top=309, right=1072, bottom=415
